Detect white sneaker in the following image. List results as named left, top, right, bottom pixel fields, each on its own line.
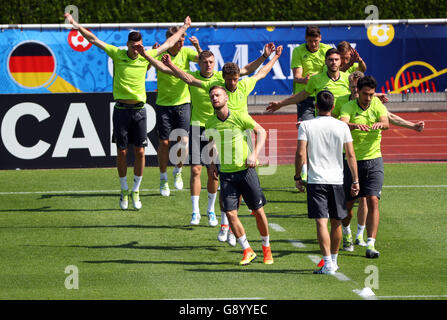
left=314, top=265, right=336, bottom=275
left=173, top=172, right=183, bottom=190
left=227, top=230, right=236, bottom=247
left=190, top=212, right=201, bottom=225
left=160, top=179, right=170, bottom=197
left=120, top=189, right=129, bottom=210
left=207, top=212, right=218, bottom=227
left=217, top=226, right=229, bottom=242
left=131, top=190, right=142, bottom=210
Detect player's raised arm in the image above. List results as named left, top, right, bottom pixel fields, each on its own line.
left=161, top=54, right=202, bottom=88
left=64, top=13, right=107, bottom=50
left=240, top=43, right=275, bottom=76
left=251, top=45, right=283, bottom=82
left=154, top=16, right=192, bottom=56
left=266, top=89, right=310, bottom=113
left=134, top=44, right=175, bottom=75
left=388, top=112, right=424, bottom=132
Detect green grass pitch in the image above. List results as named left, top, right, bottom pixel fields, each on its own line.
left=0, top=163, right=446, bottom=300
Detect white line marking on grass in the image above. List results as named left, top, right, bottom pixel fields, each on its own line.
left=2, top=184, right=447, bottom=195
left=375, top=295, right=447, bottom=299
left=268, top=223, right=285, bottom=232
left=288, top=240, right=306, bottom=248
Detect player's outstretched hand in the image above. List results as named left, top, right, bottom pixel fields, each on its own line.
left=266, top=101, right=281, bottom=113
left=376, top=93, right=389, bottom=103
left=263, top=42, right=275, bottom=58
left=161, top=54, right=172, bottom=66
left=414, top=121, right=425, bottom=132
left=152, top=42, right=160, bottom=49
left=371, top=122, right=385, bottom=130
left=184, top=16, right=191, bottom=28
left=354, top=123, right=370, bottom=131
left=275, top=45, right=283, bottom=57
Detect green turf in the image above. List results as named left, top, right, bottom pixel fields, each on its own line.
left=0, top=163, right=446, bottom=300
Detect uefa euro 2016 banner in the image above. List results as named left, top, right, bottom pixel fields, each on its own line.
left=1, top=23, right=446, bottom=95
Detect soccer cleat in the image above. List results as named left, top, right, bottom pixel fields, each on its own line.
left=131, top=190, right=142, bottom=210
left=227, top=230, right=236, bottom=247
left=343, top=233, right=354, bottom=252
left=190, top=212, right=201, bottom=225
left=313, top=265, right=336, bottom=275
left=240, top=248, right=257, bottom=265
left=207, top=211, right=218, bottom=227
left=366, top=245, right=380, bottom=259
left=217, top=226, right=229, bottom=242
left=119, top=189, right=129, bottom=210
left=173, top=172, right=183, bottom=190
left=160, top=179, right=170, bottom=197
left=317, top=259, right=325, bottom=267
left=262, top=245, right=274, bottom=264
left=355, top=236, right=367, bottom=247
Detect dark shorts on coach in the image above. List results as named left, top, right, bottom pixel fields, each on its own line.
left=219, top=167, right=267, bottom=212
left=344, top=157, right=384, bottom=201
left=112, top=102, right=148, bottom=149
left=307, top=184, right=347, bottom=220
left=155, top=103, right=191, bottom=141
left=297, top=96, right=316, bottom=121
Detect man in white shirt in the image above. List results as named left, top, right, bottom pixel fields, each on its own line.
left=295, top=90, right=359, bottom=274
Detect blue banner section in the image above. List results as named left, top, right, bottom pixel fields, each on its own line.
left=1, top=24, right=446, bottom=95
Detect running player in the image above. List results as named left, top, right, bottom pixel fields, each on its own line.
left=64, top=13, right=191, bottom=210
left=291, top=25, right=333, bottom=121
left=205, top=85, right=273, bottom=265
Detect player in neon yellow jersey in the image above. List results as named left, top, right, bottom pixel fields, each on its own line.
left=205, top=85, right=273, bottom=265
left=64, top=13, right=192, bottom=210
left=339, top=75, right=389, bottom=259
left=267, top=48, right=349, bottom=115
left=153, top=26, right=202, bottom=197
left=139, top=43, right=276, bottom=232
left=291, top=25, right=333, bottom=121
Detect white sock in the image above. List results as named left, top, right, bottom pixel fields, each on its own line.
left=191, top=195, right=200, bottom=213
left=237, top=234, right=250, bottom=250
left=331, top=253, right=338, bottom=266
left=356, top=224, right=366, bottom=238
left=119, top=176, right=128, bottom=190
left=160, top=172, right=168, bottom=181
left=342, top=224, right=351, bottom=235
left=173, top=166, right=182, bottom=175
left=367, top=237, right=376, bottom=247
left=261, top=235, right=270, bottom=247
left=323, top=255, right=333, bottom=269
left=221, top=211, right=229, bottom=226
left=207, top=192, right=217, bottom=213
left=132, top=175, right=143, bottom=192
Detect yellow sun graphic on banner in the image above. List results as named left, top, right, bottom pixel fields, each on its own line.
left=367, top=24, right=395, bottom=47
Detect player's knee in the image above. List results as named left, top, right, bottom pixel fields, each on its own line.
left=191, top=165, right=202, bottom=177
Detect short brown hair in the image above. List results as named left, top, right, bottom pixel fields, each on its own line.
left=222, top=62, right=240, bottom=77
left=306, top=25, right=321, bottom=38
left=128, top=31, right=142, bottom=42
left=337, top=41, right=352, bottom=54
left=166, top=26, right=186, bottom=39
left=349, top=71, right=364, bottom=82
left=325, top=48, right=341, bottom=58
left=209, top=85, right=227, bottom=96
left=199, top=50, right=214, bottom=62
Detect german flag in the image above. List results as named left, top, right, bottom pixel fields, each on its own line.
left=9, top=41, right=56, bottom=88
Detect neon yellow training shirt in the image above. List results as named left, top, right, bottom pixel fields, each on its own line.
left=155, top=47, right=198, bottom=106
left=304, top=71, right=350, bottom=106
left=339, top=97, right=388, bottom=160
left=188, top=70, right=224, bottom=127
left=201, top=76, right=258, bottom=114
left=205, top=110, right=257, bottom=173
left=290, top=42, right=333, bottom=94
left=104, top=45, right=156, bottom=103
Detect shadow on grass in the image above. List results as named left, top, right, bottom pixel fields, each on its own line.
left=83, top=259, right=234, bottom=266
left=38, top=193, right=160, bottom=199
left=185, top=268, right=314, bottom=275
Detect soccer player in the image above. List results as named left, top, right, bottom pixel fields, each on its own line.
left=205, top=85, right=273, bottom=266
left=154, top=25, right=200, bottom=197
left=334, top=72, right=425, bottom=251
left=337, top=41, right=367, bottom=74
left=291, top=25, right=333, bottom=121
left=140, top=44, right=276, bottom=230
left=339, top=75, right=389, bottom=259
left=267, top=48, right=350, bottom=116
left=64, top=13, right=191, bottom=210
left=295, top=90, right=359, bottom=274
